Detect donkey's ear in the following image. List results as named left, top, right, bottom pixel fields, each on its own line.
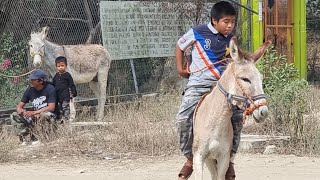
left=229, top=37, right=244, bottom=63
left=251, top=40, right=272, bottom=63
left=41, top=26, right=49, bottom=39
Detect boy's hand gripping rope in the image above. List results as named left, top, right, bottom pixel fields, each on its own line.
left=183, top=46, right=232, bottom=75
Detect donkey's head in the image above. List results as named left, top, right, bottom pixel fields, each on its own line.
left=221, top=37, right=271, bottom=123
left=29, top=27, right=49, bottom=68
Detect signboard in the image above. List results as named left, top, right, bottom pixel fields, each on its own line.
left=100, top=1, right=195, bottom=60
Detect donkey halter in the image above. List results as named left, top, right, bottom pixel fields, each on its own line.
left=217, top=62, right=267, bottom=123
left=183, top=45, right=267, bottom=123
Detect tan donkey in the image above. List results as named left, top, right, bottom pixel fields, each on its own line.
left=29, top=27, right=111, bottom=121
left=192, top=37, right=271, bottom=180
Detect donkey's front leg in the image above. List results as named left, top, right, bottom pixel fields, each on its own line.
left=193, top=152, right=205, bottom=180
left=205, top=158, right=218, bottom=180
left=216, top=154, right=230, bottom=180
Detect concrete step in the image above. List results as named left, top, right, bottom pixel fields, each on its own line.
left=239, top=134, right=290, bottom=153
left=1, top=121, right=112, bottom=133
left=69, top=121, right=112, bottom=131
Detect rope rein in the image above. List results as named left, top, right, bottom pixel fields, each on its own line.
left=185, top=58, right=231, bottom=75
left=184, top=46, right=232, bottom=75
left=1, top=49, right=45, bottom=78
left=184, top=46, right=267, bottom=123
left=0, top=69, right=36, bottom=78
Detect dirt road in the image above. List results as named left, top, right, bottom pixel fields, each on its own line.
left=0, top=154, right=319, bottom=180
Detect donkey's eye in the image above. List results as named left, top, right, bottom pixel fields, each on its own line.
left=30, top=45, right=33, bottom=48
left=240, top=77, right=251, bottom=83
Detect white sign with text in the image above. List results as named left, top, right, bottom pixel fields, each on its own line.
left=100, top=1, right=197, bottom=60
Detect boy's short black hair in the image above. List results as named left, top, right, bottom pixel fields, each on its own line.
left=55, top=56, right=67, bottom=66
left=211, top=1, right=237, bottom=21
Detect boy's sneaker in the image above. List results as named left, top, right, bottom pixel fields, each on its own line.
left=30, top=135, right=41, bottom=146
left=20, top=141, right=28, bottom=146
left=19, top=136, right=28, bottom=146
left=31, top=140, right=41, bottom=146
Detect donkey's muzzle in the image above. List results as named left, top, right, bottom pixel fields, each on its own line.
left=33, top=54, right=42, bottom=68
left=253, top=105, right=268, bottom=123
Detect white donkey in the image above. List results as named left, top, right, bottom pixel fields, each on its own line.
left=192, top=37, right=271, bottom=180
left=29, top=27, right=111, bottom=121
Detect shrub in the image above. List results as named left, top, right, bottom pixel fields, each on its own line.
left=0, top=132, right=18, bottom=162
left=257, top=46, right=309, bottom=139
left=0, top=32, right=28, bottom=108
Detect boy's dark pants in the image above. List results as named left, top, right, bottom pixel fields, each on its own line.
left=10, top=112, right=57, bottom=141
left=59, top=100, right=70, bottom=119
left=176, top=85, right=243, bottom=160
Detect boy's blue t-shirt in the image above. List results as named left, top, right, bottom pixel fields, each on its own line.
left=177, top=23, right=234, bottom=88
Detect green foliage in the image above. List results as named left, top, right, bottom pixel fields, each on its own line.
left=106, top=58, right=165, bottom=96
left=306, top=0, right=320, bottom=17
left=134, top=57, right=164, bottom=92
left=0, top=32, right=28, bottom=108
left=306, top=0, right=320, bottom=31
left=257, top=47, right=309, bottom=139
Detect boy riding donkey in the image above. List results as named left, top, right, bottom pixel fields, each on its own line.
left=175, top=1, right=243, bottom=179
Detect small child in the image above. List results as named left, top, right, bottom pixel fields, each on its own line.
left=52, top=56, right=77, bottom=122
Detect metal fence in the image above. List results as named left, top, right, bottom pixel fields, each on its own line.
left=307, top=16, right=320, bottom=83
left=0, top=0, right=252, bottom=109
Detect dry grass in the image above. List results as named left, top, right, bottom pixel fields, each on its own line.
left=1, top=94, right=181, bottom=162
left=1, top=85, right=320, bottom=163
left=243, top=85, right=320, bottom=156
left=0, top=132, right=18, bottom=162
